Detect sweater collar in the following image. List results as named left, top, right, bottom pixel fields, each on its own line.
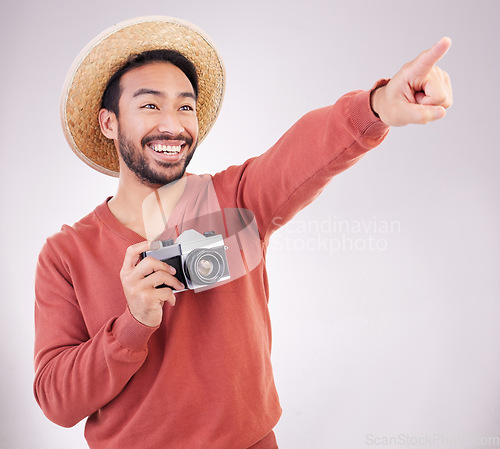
left=94, top=197, right=146, bottom=245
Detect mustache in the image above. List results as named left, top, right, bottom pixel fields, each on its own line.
left=141, top=134, right=193, bottom=147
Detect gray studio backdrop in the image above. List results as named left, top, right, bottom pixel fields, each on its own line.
left=1, top=1, right=499, bottom=448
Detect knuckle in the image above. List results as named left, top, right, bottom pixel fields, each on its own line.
left=418, top=109, right=432, bottom=124
left=165, top=289, right=175, bottom=300
left=128, top=284, right=141, bottom=298
left=166, top=291, right=177, bottom=306
left=435, top=92, right=448, bottom=105
left=120, top=272, right=132, bottom=288
left=401, top=62, right=412, bottom=72
left=125, top=244, right=137, bottom=257
left=141, top=257, right=155, bottom=271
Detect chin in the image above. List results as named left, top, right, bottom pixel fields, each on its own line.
left=140, top=161, right=189, bottom=188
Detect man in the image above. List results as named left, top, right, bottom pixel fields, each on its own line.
left=34, top=16, right=452, bottom=449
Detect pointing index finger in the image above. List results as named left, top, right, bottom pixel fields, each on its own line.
left=410, top=36, right=452, bottom=77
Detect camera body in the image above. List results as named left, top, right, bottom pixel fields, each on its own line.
left=141, top=230, right=230, bottom=292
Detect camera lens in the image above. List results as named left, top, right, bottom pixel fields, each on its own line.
left=185, top=248, right=226, bottom=285
left=198, top=259, right=214, bottom=278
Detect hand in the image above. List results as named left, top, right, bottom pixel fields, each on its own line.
left=120, top=241, right=185, bottom=327
left=371, top=36, right=453, bottom=126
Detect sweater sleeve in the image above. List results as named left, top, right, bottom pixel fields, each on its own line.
left=212, top=83, right=390, bottom=243
left=33, top=239, right=158, bottom=427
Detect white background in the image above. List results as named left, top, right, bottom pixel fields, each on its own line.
left=1, top=0, right=500, bottom=448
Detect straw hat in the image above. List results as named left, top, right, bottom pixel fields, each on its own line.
left=61, top=16, right=226, bottom=177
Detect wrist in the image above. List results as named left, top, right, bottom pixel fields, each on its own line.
left=370, top=85, right=385, bottom=120
left=111, top=309, right=158, bottom=351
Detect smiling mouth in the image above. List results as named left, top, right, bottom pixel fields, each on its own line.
left=148, top=143, right=182, bottom=155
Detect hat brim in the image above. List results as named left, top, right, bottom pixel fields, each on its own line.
left=61, top=16, right=226, bottom=177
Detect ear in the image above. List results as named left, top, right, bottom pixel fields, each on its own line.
left=99, top=108, right=118, bottom=140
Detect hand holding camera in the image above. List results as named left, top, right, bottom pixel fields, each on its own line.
left=120, top=231, right=230, bottom=328
left=120, top=241, right=185, bottom=328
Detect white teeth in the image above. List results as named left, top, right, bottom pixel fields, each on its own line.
left=150, top=144, right=181, bottom=154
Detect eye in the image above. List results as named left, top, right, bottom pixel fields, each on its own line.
left=142, top=104, right=159, bottom=110
left=179, top=105, right=194, bottom=111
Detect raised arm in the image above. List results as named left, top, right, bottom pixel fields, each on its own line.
left=213, top=85, right=390, bottom=242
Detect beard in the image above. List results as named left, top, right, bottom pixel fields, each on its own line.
left=117, top=128, right=196, bottom=187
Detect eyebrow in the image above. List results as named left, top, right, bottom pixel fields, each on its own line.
left=132, top=88, right=196, bottom=101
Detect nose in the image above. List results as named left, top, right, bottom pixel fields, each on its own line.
left=157, top=110, right=185, bottom=135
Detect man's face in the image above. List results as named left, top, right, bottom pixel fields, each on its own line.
left=114, top=62, right=199, bottom=187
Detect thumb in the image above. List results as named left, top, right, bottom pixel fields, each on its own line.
left=402, top=103, right=446, bottom=125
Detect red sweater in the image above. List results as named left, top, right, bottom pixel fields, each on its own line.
left=34, top=85, right=389, bottom=449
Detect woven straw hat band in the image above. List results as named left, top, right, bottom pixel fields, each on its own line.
left=61, top=16, right=225, bottom=176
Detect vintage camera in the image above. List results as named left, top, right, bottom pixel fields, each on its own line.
left=141, top=230, right=230, bottom=292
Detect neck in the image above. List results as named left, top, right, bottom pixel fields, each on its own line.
left=108, top=169, right=187, bottom=240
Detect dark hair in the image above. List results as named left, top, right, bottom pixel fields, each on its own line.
left=101, top=49, right=199, bottom=115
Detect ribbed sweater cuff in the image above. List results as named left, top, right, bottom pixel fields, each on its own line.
left=350, top=78, right=391, bottom=137
left=111, top=309, right=159, bottom=351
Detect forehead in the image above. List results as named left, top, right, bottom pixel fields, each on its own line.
left=119, top=62, right=195, bottom=97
